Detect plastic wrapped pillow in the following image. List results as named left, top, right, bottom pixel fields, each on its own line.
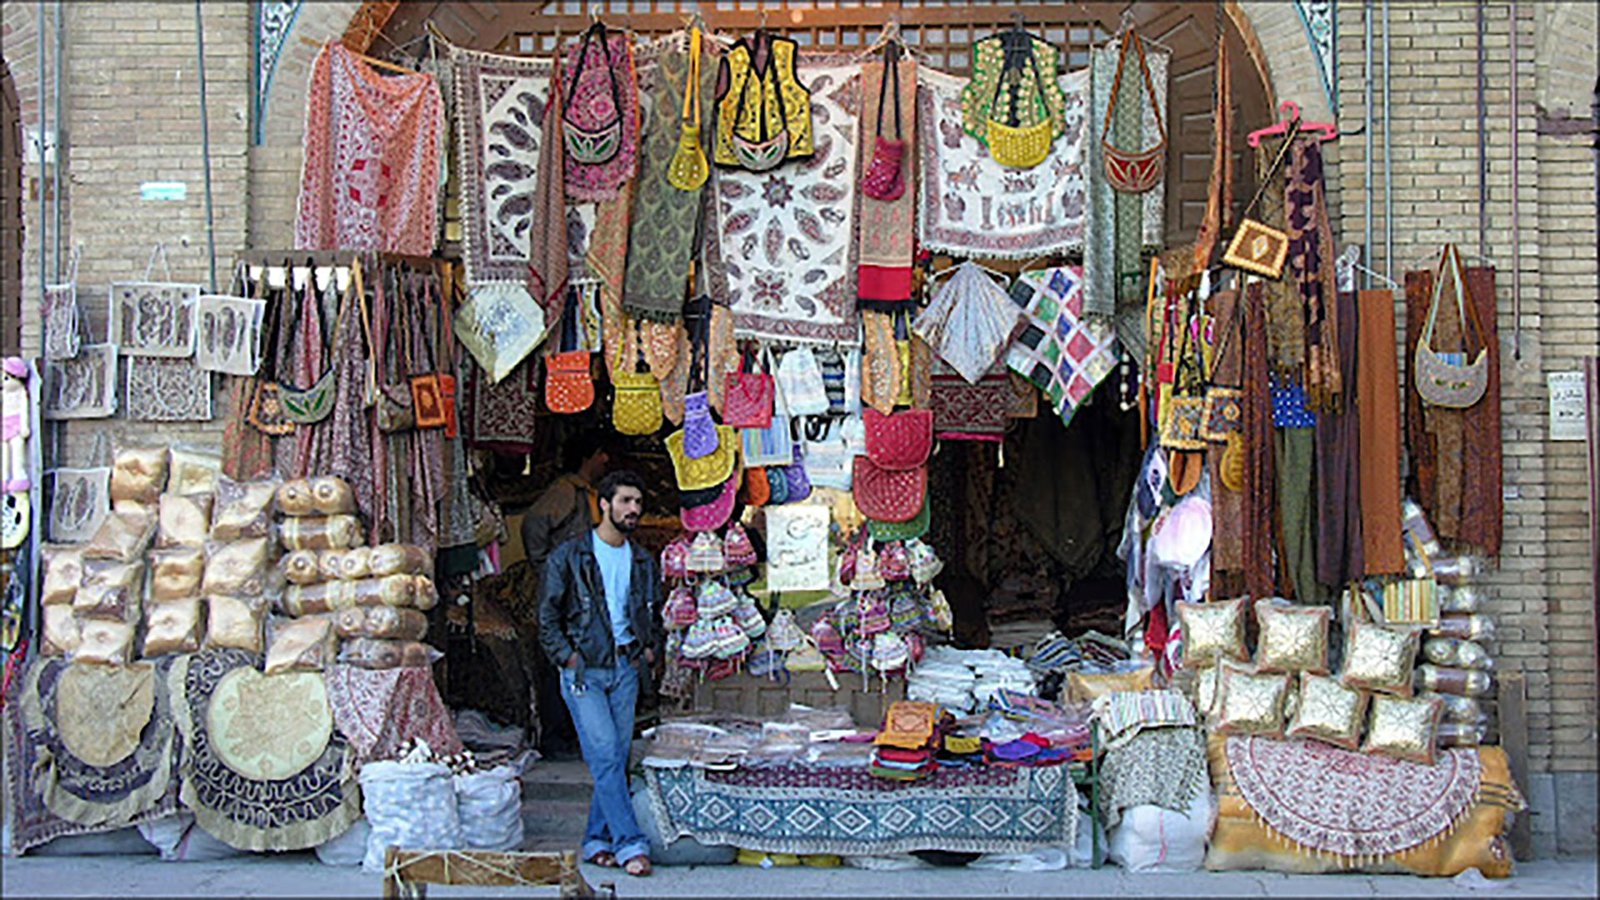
left=338, top=638, right=437, bottom=670
left=42, top=605, right=81, bottom=656
left=210, top=476, right=281, bottom=541
left=264, top=615, right=337, bottom=674
left=149, top=547, right=205, bottom=601
left=205, top=594, right=267, bottom=653
left=317, top=550, right=347, bottom=582
left=142, top=597, right=204, bottom=657
left=202, top=538, right=273, bottom=596
left=368, top=544, right=431, bottom=577
left=81, top=559, right=146, bottom=608
left=411, top=575, right=438, bottom=611
left=110, top=446, right=170, bottom=504
left=82, top=508, right=157, bottom=562
left=309, top=476, right=356, bottom=515
left=74, top=619, right=137, bottom=666
left=279, top=515, right=362, bottom=551
left=335, top=606, right=429, bottom=641
left=353, top=575, right=417, bottom=609
left=156, top=493, right=214, bottom=548
left=283, top=582, right=349, bottom=616
left=280, top=549, right=325, bottom=586
left=276, top=479, right=317, bottom=517
left=337, top=547, right=373, bottom=580
left=41, top=545, right=85, bottom=606
left=168, top=447, right=222, bottom=497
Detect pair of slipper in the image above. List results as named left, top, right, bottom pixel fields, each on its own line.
left=587, top=851, right=652, bottom=877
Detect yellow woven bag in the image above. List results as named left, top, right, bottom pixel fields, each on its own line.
left=665, top=424, right=737, bottom=491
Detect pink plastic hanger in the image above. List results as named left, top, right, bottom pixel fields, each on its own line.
left=1246, top=100, right=1337, bottom=148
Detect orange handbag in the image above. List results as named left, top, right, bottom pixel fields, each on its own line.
left=545, top=287, right=595, bottom=414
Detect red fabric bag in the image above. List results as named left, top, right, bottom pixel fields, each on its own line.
left=862, top=408, right=933, bottom=471
left=852, top=457, right=927, bottom=523
left=723, top=347, right=774, bottom=428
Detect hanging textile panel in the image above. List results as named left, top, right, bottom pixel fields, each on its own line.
left=47, top=466, right=111, bottom=543
left=109, top=281, right=200, bottom=358
left=42, top=279, right=80, bottom=362
left=42, top=343, right=118, bottom=420
left=124, top=357, right=213, bottom=422
left=1005, top=266, right=1119, bottom=428
left=930, top=361, right=1012, bottom=441
left=195, top=295, right=266, bottom=376
left=917, top=67, right=1089, bottom=260
left=707, top=63, right=862, bottom=347
left=295, top=43, right=444, bottom=256
left=450, top=48, right=553, bottom=291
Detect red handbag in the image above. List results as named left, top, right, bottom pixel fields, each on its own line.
left=852, top=457, right=927, bottom=523
left=544, top=287, right=595, bottom=414
left=723, top=346, right=774, bottom=428
left=862, top=408, right=933, bottom=471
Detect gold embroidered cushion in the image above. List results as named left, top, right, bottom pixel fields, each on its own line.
left=1285, top=672, right=1368, bottom=750
left=1214, top=662, right=1291, bottom=738
left=1254, top=600, right=1331, bottom=674
left=1340, top=620, right=1420, bottom=697
left=1178, top=597, right=1248, bottom=667
left=1363, top=694, right=1443, bottom=764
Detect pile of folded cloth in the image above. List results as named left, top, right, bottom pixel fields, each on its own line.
left=869, top=701, right=947, bottom=782
left=1025, top=629, right=1133, bottom=678
left=969, top=650, right=1038, bottom=706
left=906, top=647, right=979, bottom=712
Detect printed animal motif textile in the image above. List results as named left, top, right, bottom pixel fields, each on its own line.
left=707, top=63, right=861, bottom=347
left=109, top=282, right=199, bottom=357
left=195, top=295, right=266, bottom=375
left=124, top=357, right=212, bottom=421
left=3, top=662, right=178, bottom=854
left=47, top=466, right=111, bottom=543
left=1005, top=266, right=1119, bottom=427
left=562, top=31, right=641, bottom=202
left=645, top=762, right=1077, bottom=855
left=42, top=279, right=80, bottom=361
left=322, top=664, right=464, bottom=767
left=917, top=67, right=1089, bottom=260
left=450, top=48, right=554, bottom=289
left=295, top=42, right=444, bottom=256
left=1225, top=735, right=1482, bottom=859
left=169, top=649, right=361, bottom=852
left=42, top=343, right=118, bottom=420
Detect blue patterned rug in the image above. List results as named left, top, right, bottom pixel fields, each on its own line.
left=644, top=762, right=1079, bottom=856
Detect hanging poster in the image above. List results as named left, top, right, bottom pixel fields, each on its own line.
left=765, top=504, right=831, bottom=593
left=43, top=344, right=118, bottom=420
left=109, top=281, right=200, bottom=357
left=195, top=295, right=267, bottom=376
left=47, top=467, right=111, bottom=543
left=125, top=357, right=212, bottom=422
left=42, top=280, right=81, bottom=362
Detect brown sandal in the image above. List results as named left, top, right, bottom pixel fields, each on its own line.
left=623, top=855, right=652, bottom=877
left=586, top=851, right=618, bottom=868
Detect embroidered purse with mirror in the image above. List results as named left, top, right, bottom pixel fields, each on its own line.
left=1100, top=29, right=1168, bottom=193
left=561, top=22, right=625, bottom=166
left=247, top=261, right=296, bottom=436
left=277, top=262, right=338, bottom=426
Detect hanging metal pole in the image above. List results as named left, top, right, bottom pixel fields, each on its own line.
left=1363, top=1, right=1374, bottom=290
left=1382, top=0, right=1393, bottom=284
left=195, top=0, right=219, bottom=292
left=35, top=1, right=46, bottom=308
left=1509, top=0, right=1522, bottom=360
left=1476, top=1, right=1489, bottom=264
left=52, top=0, right=62, bottom=282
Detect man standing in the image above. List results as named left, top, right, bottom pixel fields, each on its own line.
left=537, top=470, right=660, bottom=877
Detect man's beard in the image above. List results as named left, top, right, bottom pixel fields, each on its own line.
left=609, top=511, right=639, bottom=533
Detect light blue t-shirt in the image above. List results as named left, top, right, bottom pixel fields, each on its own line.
left=591, top=532, right=634, bottom=647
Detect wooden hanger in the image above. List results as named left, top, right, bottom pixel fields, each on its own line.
left=298, top=36, right=420, bottom=76
left=1247, top=100, right=1338, bottom=147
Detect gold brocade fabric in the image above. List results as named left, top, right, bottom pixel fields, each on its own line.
left=875, top=700, right=941, bottom=750
left=959, top=35, right=1068, bottom=145
left=1254, top=601, right=1331, bottom=674
left=1340, top=620, right=1420, bottom=697
left=1286, top=673, right=1367, bottom=750
left=1365, top=695, right=1443, bottom=764
left=207, top=668, right=334, bottom=781
left=56, top=662, right=155, bottom=768
left=713, top=37, right=814, bottom=166
left=1178, top=597, right=1248, bottom=666
left=1215, top=664, right=1291, bottom=737
left=861, top=311, right=900, bottom=415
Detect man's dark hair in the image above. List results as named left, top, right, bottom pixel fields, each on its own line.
left=561, top=429, right=610, bottom=473
left=597, top=469, right=645, bottom=505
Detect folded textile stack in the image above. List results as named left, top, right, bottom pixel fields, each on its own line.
left=987, top=617, right=1057, bottom=657
left=970, top=650, right=1037, bottom=706
left=870, top=701, right=944, bottom=782
left=906, top=656, right=978, bottom=712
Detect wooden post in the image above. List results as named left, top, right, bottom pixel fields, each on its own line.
left=1497, top=671, right=1532, bottom=860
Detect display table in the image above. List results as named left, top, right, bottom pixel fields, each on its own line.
left=643, top=761, right=1079, bottom=856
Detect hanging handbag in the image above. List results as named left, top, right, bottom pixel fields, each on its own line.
left=681, top=307, right=719, bottom=456
left=740, top=368, right=793, bottom=467
left=666, top=26, right=710, bottom=191
left=1100, top=29, right=1168, bottom=193
left=613, top=321, right=664, bottom=436
left=861, top=42, right=908, bottom=199
left=1201, top=292, right=1244, bottom=442
left=410, top=275, right=450, bottom=429
left=728, top=36, right=792, bottom=172
left=779, top=443, right=811, bottom=503
left=375, top=266, right=416, bottom=433
left=776, top=346, right=829, bottom=417
left=724, top=345, right=775, bottom=428
left=562, top=22, right=625, bottom=165
left=544, top=286, right=596, bottom=414
left=741, top=465, right=771, bottom=508
left=1414, top=243, right=1490, bottom=409
left=1158, top=284, right=1209, bottom=451
left=1222, top=119, right=1300, bottom=279
left=985, top=30, right=1057, bottom=170
left=246, top=261, right=295, bottom=436
left=852, top=457, right=927, bottom=523
left=666, top=424, right=737, bottom=491
left=278, top=261, right=337, bottom=425
left=862, top=407, right=934, bottom=471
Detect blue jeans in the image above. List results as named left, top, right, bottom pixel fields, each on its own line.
left=559, top=661, right=648, bottom=863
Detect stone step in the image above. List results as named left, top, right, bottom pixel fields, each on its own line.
left=520, top=799, right=590, bottom=839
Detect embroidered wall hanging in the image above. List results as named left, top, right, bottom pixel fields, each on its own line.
left=453, top=282, right=547, bottom=385
left=42, top=280, right=81, bottom=362
left=1005, top=266, right=1120, bottom=428
left=706, top=62, right=861, bottom=347
left=195, top=295, right=266, bottom=376
left=43, top=343, right=118, bottom=420
left=450, top=47, right=554, bottom=291
left=295, top=42, right=444, bottom=256
left=109, top=281, right=200, bottom=358
left=125, top=357, right=213, bottom=422
left=561, top=27, right=641, bottom=201
left=47, top=466, right=111, bottom=543
left=918, top=67, right=1089, bottom=260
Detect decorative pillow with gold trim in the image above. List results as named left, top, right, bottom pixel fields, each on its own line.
left=1340, top=620, right=1420, bottom=697
left=1255, top=600, right=1331, bottom=674
left=1214, top=662, right=1291, bottom=738
left=1178, top=597, right=1248, bottom=667
left=1364, top=694, right=1443, bottom=764
left=1285, top=672, right=1368, bottom=750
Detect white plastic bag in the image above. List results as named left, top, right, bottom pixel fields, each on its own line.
left=454, top=765, right=524, bottom=851
left=1106, top=789, right=1214, bottom=873
left=359, top=760, right=462, bottom=872
left=316, top=818, right=372, bottom=867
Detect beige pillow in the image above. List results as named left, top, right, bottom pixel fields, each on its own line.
left=1214, top=662, right=1291, bottom=738
left=1254, top=600, right=1331, bottom=674
left=1340, top=620, right=1420, bottom=697
left=1177, top=597, right=1248, bottom=667
left=1285, top=672, right=1368, bottom=750
left=1364, top=694, right=1443, bottom=764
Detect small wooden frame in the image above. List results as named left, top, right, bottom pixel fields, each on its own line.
left=381, top=848, right=614, bottom=900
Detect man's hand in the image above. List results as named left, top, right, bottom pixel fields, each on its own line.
left=565, top=652, right=580, bottom=669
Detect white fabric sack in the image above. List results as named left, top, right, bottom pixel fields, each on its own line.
left=455, top=765, right=525, bottom=851
left=777, top=347, right=829, bottom=416
left=1106, top=788, right=1214, bottom=873
left=360, top=760, right=462, bottom=872
left=316, top=818, right=372, bottom=866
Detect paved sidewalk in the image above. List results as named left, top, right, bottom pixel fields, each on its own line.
left=1, top=853, right=1594, bottom=897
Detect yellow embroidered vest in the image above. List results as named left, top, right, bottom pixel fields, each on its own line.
left=714, top=35, right=814, bottom=168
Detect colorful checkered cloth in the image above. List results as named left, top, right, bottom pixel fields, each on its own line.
left=1006, top=266, right=1120, bottom=427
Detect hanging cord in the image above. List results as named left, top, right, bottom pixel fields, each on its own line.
left=194, top=0, right=219, bottom=292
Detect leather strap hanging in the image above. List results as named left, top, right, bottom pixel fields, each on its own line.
left=1100, top=29, right=1168, bottom=193
left=1222, top=118, right=1301, bottom=278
